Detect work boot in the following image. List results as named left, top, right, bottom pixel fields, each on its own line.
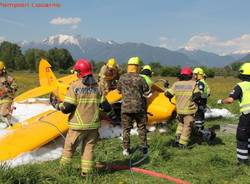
left=201, top=128, right=216, bottom=141
left=173, top=135, right=180, bottom=147
left=237, top=159, right=250, bottom=166
left=140, top=146, right=149, bottom=155
left=122, top=148, right=130, bottom=156
left=81, top=172, right=87, bottom=177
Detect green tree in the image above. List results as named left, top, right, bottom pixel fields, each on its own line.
left=47, top=48, right=74, bottom=70
left=25, top=49, right=48, bottom=71
left=148, top=62, right=163, bottom=76
left=0, top=41, right=26, bottom=70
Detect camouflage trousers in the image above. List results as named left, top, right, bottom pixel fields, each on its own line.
left=175, top=114, right=194, bottom=145
left=60, top=129, right=99, bottom=174
left=0, top=101, right=12, bottom=125
left=121, top=113, right=147, bottom=149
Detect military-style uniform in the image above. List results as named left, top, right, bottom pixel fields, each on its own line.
left=194, top=79, right=210, bottom=129
left=117, top=73, right=150, bottom=151
left=98, top=64, right=120, bottom=95
left=60, top=78, right=103, bottom=174
left=0, top=74, right=17, bottom=126
left=228, top=81, right=250, bottom=163
left=166, top=80, right=200, bottom=146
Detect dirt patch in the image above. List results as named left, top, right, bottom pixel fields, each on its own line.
left=220, top=124, right=237, bottom=134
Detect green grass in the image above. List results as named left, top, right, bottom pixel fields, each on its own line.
left=1, top=74, right=249, bottom=184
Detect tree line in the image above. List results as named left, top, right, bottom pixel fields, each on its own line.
left=0, top=41, right=74, bottom=73
left=0, top=41, right=246, bottom=77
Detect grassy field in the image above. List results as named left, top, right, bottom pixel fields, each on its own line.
left=1, top=73, right=249, bottom=184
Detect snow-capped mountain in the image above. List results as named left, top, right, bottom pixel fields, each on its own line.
left=42, top=34, right=81, bottom=46
left=15, top=34, right=248, bottom=66
left=19, top=34, right=198, bottom=66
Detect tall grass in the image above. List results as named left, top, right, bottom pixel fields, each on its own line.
left=1, top=73, right=249, bottom=184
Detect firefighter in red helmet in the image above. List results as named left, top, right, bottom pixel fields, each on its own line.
left=51, top=59, right=113, bottom=176
left=165, top=67, right=202, bottom=148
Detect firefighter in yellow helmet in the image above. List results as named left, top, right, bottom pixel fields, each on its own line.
left=165, top=67, right=202, bottom=148
left=51, top=59, right=114, bottom=176
left=140, top=65, right=153, bottom=89
left=217, top=62, right=250, bottom=165
left=193, top=67, right=214, bottom=141
left=0, top=61, right=17, bottom=129
left=117, top=56, right=151, bottom=156
left=98, top=57, right=121, bottom=95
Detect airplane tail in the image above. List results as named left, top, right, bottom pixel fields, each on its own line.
left=14, top=59, right=57, bottom=102
left=38, top=59, right=57, bottom=87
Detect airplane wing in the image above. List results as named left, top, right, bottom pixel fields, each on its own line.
left=0, top=110, right=69, bottom=161
left=57, top=74, right=77, bottom=85
left=14, top=86, right=55, bottom=102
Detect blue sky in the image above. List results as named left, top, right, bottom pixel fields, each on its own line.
left=1, top=0, right=250, bottom=54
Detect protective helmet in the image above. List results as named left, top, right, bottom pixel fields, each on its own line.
left=239, top=63, right=250, bottom=75
left=193, top=67, right=204, bottom=75
left=106, top=58, right=117, bottom=69
left=142, top=65, right=152, bottom=72
left=180, top=66, right=193, bottom=76
left=0, top=61, right=5, bottom=71
left=128, top=57, right=140, bottom=65
left=73, top=59, right=92, bottom=78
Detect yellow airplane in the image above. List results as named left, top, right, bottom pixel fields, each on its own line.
left=0, top=59, right=175, bottom=161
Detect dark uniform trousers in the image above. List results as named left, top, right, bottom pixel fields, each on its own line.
left=122, top=113, right=147, bottom=149
left=237, top=113, right=250, bottom=162
left=194, top=99, right=207, bottom=129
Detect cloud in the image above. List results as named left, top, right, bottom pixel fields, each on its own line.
left=50, top=17, right=81, bottom=25
left=184, top=33, right=217, bottom=51
left=0, top=37, right=5, bottom=43
left=159, top=37, right=176, bottom=50
left=183, top=33, right=250, bottom=54
left=159, top=37, right=170, bottom=48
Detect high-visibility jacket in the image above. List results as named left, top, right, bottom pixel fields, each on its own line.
left=166, top=80, right=199, bottom=115
left=64, top=79, right=103, bottom=130
left=238, top=81, right=250, bottom=114
left=199, top=79, right=210, bottom=99
left=140, top=74, right=153, bottom=89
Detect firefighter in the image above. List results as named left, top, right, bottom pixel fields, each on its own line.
left=193, top=67, right=210, bottom=129
left=0, top=61, right=17, bottom=129
left=140, top=65, right=153, bottom=90
left=193, top=67, right=215, bottom=141
left=117, top=56, right=151, bottom=156
left=51, top=59, right=113, bottom=176
left=165, top=67, right=201, bottom=148
left=217, top=62, right=250, bottom=165
left=98, top=57, right=121, bottom=96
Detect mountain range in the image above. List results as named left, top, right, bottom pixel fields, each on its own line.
left=17, top=34, right=250, bottom=67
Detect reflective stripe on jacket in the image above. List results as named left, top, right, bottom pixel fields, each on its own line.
left=166, top=80, right=198, bottom=115
left=199, top=79, right=210, bottom=99
left=64, top=79, right=102, bottom=130
left=238, top=81, right=250, bottom=114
